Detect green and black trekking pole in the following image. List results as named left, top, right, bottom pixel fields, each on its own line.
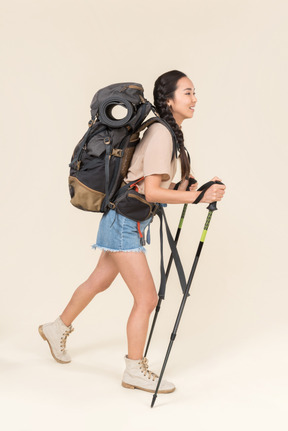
left=144, top=178, right=197, bottom=358
left=151, top=181, right=223, bottom=408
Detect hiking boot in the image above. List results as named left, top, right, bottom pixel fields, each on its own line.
left=38, top=316, right=74, bottom=364
left=122, top=355, right=175, bottom=393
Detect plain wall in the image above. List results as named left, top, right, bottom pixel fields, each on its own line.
left=0, top=0, right=287, bottom=423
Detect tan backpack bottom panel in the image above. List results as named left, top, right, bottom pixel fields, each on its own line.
left=69, top=176, right=105, bottom=212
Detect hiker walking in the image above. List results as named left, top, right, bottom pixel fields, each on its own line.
left=39, top=70, right=226, bottom=394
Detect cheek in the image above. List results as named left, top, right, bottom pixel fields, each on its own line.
left=172, top=98, right=187, bottom=112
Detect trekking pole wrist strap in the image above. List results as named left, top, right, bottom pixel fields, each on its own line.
left=193, top=180, right=224, bottom=204
left=174, top=177, right=197, bottom=191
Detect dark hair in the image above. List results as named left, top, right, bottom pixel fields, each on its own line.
left=153, top=70, right=191, bottom=180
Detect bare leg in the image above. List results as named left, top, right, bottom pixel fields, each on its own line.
left=109, top=252, right=158, bottom=360
left=60, top=251, right=119, bottom=326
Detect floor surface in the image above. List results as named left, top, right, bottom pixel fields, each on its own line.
left=1, top=321, right=286, bottom=431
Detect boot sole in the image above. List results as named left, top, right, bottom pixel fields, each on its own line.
left=38, top=325, right=71, bottom=364
left=121, top=381, right=175, bottom=394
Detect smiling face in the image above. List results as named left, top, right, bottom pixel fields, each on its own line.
left=167, top=77, right=197, bottom=126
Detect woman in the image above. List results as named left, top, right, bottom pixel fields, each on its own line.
left=39, top=70, right=226, bottom=394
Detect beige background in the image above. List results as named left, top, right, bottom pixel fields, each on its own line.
left=1, top=0, right=287, bottom=430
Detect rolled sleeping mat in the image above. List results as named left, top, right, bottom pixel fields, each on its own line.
left=98, top=96, right=134, bottom=127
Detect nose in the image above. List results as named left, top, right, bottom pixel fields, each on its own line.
left=192, top=94, right=197, bottom=104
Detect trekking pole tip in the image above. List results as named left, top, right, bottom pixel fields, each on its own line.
left=151, top=394, right=157, bottom=408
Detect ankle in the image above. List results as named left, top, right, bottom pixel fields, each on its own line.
left=59, top=315, right=72, bottom=327
left=126, top=354, right=143, bottom=361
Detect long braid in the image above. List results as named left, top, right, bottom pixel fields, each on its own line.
left=153, top=70, right=191, bottom=180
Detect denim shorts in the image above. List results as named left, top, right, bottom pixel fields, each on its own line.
left=93, top=209, right=152, bottom=253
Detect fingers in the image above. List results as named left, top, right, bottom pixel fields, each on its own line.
left=187, top=174, right=198, bottom=190
left=200, top=184, right=226, bottom=203
left=195, top=177, right=226, bottom=203
left=189, top=182, right=198, bottom=191
left=177, top=178, right=189, bottom=191
left=210, top=184, right=226, bottom=201
left=211, top=176, right=222, bottom=182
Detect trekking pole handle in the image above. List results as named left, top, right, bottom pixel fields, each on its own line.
left=207, top=180, right=224, bottom=211
left=207, top=201, right=218, bottom=211
left=187, top=177, right=197, bottom=189
left=174, top=176, right=197, bottom=191
left=193, top=180, right=224, bottom=209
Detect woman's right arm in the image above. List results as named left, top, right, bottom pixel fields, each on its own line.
left=144, top=175, right=226, bottom=205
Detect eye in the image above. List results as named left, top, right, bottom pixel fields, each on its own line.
left=185, top=92, right=191, bottom=95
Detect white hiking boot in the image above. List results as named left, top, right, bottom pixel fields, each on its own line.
left=38, top=316, right=74, bottom=364
left=122, top=355, right=175, bottom=394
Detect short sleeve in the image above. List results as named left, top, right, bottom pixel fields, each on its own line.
left=142, top=123, right=173, bottom=181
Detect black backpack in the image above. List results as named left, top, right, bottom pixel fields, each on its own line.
left=68, top=82, right=177, bottom=213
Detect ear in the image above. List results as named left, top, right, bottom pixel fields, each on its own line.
left=167, top=99, right=173, bottom=110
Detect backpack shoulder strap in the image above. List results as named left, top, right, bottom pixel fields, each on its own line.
left=136, top=115, right=178, bottom=160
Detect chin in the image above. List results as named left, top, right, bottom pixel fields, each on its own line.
left=186, top=112, right=194, bottom=119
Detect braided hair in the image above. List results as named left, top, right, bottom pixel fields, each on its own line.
left=153, top=70, right=191, bottom=180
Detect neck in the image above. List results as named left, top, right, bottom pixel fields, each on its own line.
left=172, top=113, right=183, bottom=127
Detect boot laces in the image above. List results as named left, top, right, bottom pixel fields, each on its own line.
left=139, top=357, right=158, bottom=381
left=60, top=326, right=74, bottom=352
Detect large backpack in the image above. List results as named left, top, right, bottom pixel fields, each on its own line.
left=68, top=82, right=177, bottom=213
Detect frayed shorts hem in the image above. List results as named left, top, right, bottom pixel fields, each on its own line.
left=92, top=244, right=146, bottom=254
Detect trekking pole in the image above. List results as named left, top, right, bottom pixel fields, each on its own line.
left=144, top=178, right=197, bottom=358
left=144, top=204, right=188, bottom=357
left=151, top=182, right=223, bottom=408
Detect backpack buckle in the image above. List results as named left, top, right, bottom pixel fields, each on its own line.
left=112, top=149, right=123, bottom=157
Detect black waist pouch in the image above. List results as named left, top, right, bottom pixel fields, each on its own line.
left=114, top=187, right=159, bottom=222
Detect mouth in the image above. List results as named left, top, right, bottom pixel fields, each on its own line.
left=189, top=106, right=195, bottom=110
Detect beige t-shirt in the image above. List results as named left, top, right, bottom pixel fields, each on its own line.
left=124, top=122, right=177, bottom=195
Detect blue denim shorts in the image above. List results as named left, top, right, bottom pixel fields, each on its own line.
left=93, top=209, right=152, bottom=253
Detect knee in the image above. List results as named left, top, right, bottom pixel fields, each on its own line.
left=137, top=293, right=158, bottom=314
left=150, top=294, right=158, bottom=312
